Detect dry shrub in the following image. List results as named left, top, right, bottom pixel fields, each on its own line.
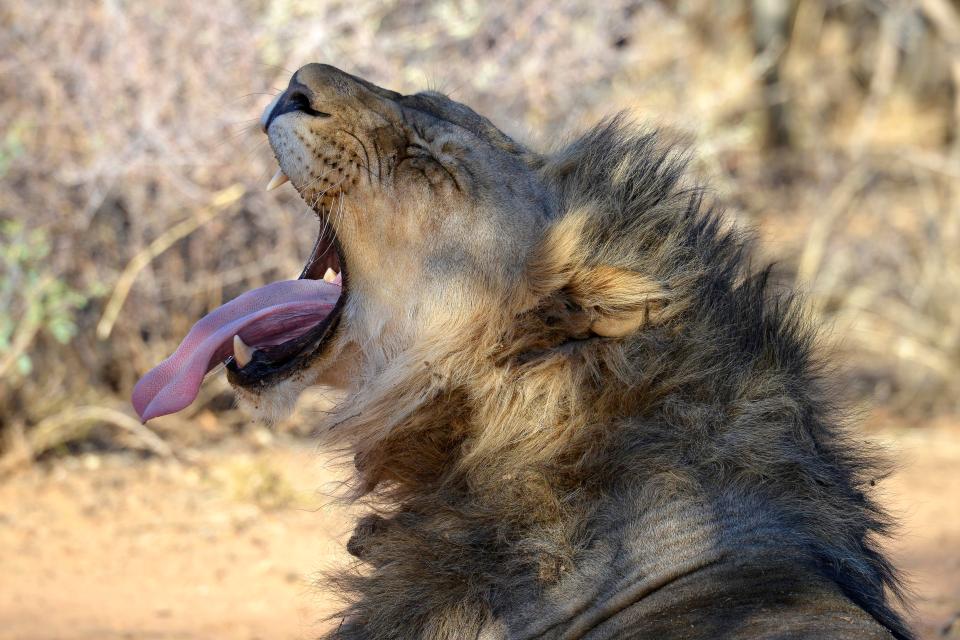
left=0, top=0, right=958, bottom=458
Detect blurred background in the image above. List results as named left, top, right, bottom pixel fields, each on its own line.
left=1, top=0, right=958, bottom=638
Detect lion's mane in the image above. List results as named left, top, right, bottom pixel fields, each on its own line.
left=320, top=118, right=911, bottom=640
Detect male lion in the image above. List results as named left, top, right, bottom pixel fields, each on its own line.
left=134, top=64, right=913, bottom=639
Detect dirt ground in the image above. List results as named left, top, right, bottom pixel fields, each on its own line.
left=1, top=422, right=958, bottom=640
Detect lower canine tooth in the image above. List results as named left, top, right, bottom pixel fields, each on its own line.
left=233, top=334, right=255, bottom=368
left=322, top=268, right=337, bottom=283
left=266, top=169, right=289, bottom=191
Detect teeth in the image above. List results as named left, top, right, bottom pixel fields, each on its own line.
left=233, top=334, right=255, bottom=368
left=323, top=268, right=338, bottom=283
left=266, top=168, right=289, bottom=191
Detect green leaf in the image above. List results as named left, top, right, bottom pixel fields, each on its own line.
left=15, top=354, right=32, bottom=376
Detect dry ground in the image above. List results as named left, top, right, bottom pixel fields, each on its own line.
left=0, top=421, right=957, bottom=640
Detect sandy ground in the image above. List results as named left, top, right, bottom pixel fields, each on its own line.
left=0, top=423, right=957, bottom=640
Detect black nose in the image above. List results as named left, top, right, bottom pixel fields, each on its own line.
left=263, top=82, right=331, bottom=132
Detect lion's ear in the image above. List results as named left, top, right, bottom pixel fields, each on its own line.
left=568, top=265, right=673, bottom=338
left=526, top=212, right=678, bottom=339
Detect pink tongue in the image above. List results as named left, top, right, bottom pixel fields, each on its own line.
left=132, top=278, right=341, bottom=422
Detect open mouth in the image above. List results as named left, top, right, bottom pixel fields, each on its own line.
left=131, top=205, right=348, bottom=423
left=225, top=223, right=347, bottom=387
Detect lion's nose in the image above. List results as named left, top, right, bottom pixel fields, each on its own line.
left=260, top=82, right=330, bottom=133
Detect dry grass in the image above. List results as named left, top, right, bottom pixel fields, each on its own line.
left=1, top=0, right=959, bottom=459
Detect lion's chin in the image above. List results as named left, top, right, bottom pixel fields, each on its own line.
left=231, top=338, right=359, bottom=424
left=232, top=375, right=312, bottom=425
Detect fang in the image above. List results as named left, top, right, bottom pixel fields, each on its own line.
left=233, top=334, right=255, bottom=368
left=267, top=169, right=290, bottom=191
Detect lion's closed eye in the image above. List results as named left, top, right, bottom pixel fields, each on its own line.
left=399, top=142, right=464, bottom=192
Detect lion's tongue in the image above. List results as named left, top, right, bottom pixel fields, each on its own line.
left=132, top=278, right=341, bottom=423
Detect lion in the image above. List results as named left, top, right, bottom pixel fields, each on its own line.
left=133, top=64, right=913, bottom=639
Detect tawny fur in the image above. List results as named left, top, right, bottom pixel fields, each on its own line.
left=325, top=126, right=908, bottom=639
left=253, top=65, right=913, bottom=640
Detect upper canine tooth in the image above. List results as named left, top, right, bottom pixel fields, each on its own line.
left=233, top=334, right=255, bottom=368
left=322, top=268, right=337, bottom=283
left=266, top=169, right=289, bottom=191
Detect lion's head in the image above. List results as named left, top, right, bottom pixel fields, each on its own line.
left=133, top=64, right=676, bottom=429
left=238, top=63, right=552, bottom=418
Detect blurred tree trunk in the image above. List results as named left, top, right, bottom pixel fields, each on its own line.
left=751, top=0, right=796, bottom=149
left=917, top=0, right=960, bottom=151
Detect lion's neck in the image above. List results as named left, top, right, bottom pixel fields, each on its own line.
left=324, top=330, right=906, bottom=640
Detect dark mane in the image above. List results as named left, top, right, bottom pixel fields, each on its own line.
left=325, top=118, right=913, bottom=640
left=543, top=118, right=911, bottom=638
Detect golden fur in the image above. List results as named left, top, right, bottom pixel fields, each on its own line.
left=248, top=64, right=912, bottom=639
